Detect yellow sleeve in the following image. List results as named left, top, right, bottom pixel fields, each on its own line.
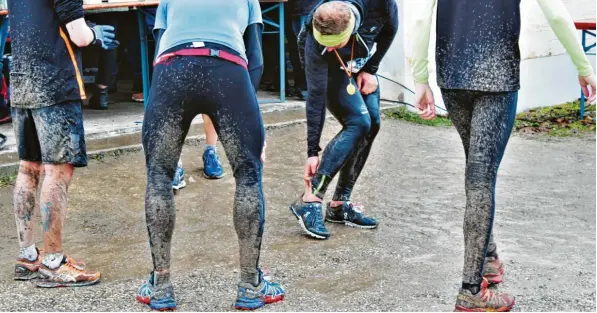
left=410, top=0, right=437, bottom=84
left=537, top=0, right=594, bottom=77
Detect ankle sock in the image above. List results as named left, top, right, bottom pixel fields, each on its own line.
left=42, top=252, right=64, bottom=269
left=19, top=244, right=38, bottom=261
left=462, top=282, right=481, bottom=295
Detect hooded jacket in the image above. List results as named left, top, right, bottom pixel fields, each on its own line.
left=298, top=0, right=398, bottom=157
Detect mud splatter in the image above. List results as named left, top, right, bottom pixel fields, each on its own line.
left=442, top=90, right=518, bottom=285
left=142, top=56, right=266, bottom=287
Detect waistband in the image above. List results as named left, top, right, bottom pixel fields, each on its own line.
left=154, top=48, right=248, bottom=70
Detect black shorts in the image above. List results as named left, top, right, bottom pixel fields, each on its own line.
left=11, top=101, right=87, bottom=167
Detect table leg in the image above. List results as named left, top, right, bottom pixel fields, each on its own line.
left=278, top=2, right=285, bottom=102
left=137, top=10, right=150, bottom=109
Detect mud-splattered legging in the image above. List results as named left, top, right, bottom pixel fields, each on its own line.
left=311, top=69, right=381, bottom=201
left=441, top=89, right=517, bottom=286
left=142, top=56, right=265, bottom=285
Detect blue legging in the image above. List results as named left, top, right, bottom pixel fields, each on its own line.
left=441, top=89, right=517, bottom=286
left=311, top=68, right=381, bottom=201
left=142, top=56, right=265, bottom=285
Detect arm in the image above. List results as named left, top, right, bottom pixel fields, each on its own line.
left=305, top=34, right=329, bottom=157
left=410, top=0, right=437, bottom=120
left=360, top=0, right=399, bottom=75
left=536, top=0, right=593, bottom=77
left=54, top=0, right=94, bottom=47
left=152, top=2, right=167, bottom=60
left=243, top=23, right=264, bottom=93
left=153, top=29, right=164, bottom=62
left=410, top=0, right=436, bottom=84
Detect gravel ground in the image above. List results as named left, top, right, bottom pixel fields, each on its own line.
left=0, top=118, right=593, bottom=311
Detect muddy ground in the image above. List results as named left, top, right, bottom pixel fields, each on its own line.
left=0, top=119, right=593, bottom=311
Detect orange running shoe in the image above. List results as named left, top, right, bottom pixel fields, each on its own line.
left=35, top=259, right=100, bottom=288
left=454, top=278, right=515, bottom=312
left=14, top=249, right=43, bottom=280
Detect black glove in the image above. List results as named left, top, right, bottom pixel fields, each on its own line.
left=91, top=25, right=119, bottom=50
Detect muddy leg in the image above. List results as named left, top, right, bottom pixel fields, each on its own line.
left=39, top=164, right=73, bottom=254
left=14, top=161, right=43, bottom=249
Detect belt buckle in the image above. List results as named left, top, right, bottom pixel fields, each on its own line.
left=209, top=49, right=220, bottom=57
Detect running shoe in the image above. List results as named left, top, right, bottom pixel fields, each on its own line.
left=289, top=197, right=330, bottom=239
left=172, top=165, right=186, bottom=190
left=234, top=269, right=285, bottom=310
left=14, top=248, right=42, bottom=281
left=325, top=201, right=378, bottom=229
left=203, top=146, right=224, bottom=179
left=483, top=256, right=504, bottom=285
left=132, top=93, right=144, bottom=102
left=454, top=278, right=515, bottom=312
left=137, top=271, right=177, bottom=311
left=35, top=258, right=100, bottom=288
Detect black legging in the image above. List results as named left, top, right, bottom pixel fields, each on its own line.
left=442, top=89, right=517, bottom=287
left=310, top=68, right=381, bottom=200
left=142, top=55, right=265, bottom=285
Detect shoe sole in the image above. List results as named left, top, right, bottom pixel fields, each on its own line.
left=172, top=180, right=187, bottom=190
left=203, top=172, right=225, bottom=180
left=264, top=294, right=284, bottom=304
left=137, top=295, right=177, bottom=311
left=35, top=277, right=100, bottom=288
left=14, top=271, right=39, bottom=281
left=132, top=98, right=144, bottom=102
left=454, top=303, right=514, bottom=312
left=325, top=218, right=377, bottom=229
left=289, top=206, right=328, bottom=240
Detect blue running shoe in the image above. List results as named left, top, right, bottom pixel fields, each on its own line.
left=137, top=272, right=177, bottom=311
left=234, top=269, right=285, bottom=310
left=172, top=165, right=186, bottom=190
left=203, top=146, right=224, bottom=179
left=289, top=197, right=330, bottom=239
left=325, top=201, right=378, bottom=229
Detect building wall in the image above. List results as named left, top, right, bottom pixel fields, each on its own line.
left=380, top=0, right=596, bottom=112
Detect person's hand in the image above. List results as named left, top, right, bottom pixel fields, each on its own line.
left=356, top=71, right=378, bottom=95
left=91, top=25, right=119, bottom=50
left=260, top=141, right=267, bottom=163
left=415, top=83, right=436, bottom=120
left=304, top=156, right=319, bottom=182
left=579, top=74, right=596, bottom=105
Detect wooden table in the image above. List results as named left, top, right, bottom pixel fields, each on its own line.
left=0, top=0, right=287, bottom=107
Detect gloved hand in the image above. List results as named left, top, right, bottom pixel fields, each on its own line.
left=91, top=25, right=119, bottom=50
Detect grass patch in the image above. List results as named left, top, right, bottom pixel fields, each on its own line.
left=515, top=100, right=595, bottom=137
left=385, top=106, right=452, bottom=127
left=386, top=101, right=595, bottom=137
left=0, top=173, right=17, bottom=187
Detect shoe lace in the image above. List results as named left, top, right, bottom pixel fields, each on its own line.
left=480, top=287, right=504, bottom=306
left=62, top=262, right=83, bottom=273
left=313, top=207, right=325, bottom=225
left=347, top=201, right=365, bottom=214
left=205, top=152, right=220, bottom=168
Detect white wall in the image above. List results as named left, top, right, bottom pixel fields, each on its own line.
left=386, top=0, right=597, bottom=113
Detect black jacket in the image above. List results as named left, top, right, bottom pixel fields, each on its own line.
left=298, top=0, right=398, bottom=157
left=8, top=0, right=86, bottom=109
left=289, top=0, right=320, bottom=17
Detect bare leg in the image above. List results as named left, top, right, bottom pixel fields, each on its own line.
left=40, top=164, right=73, bottom=254
left=203, top=114, right=218, bottom=146
left=14, top=161, right=43, bottom=249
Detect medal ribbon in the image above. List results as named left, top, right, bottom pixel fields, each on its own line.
left=333, top=37, right=355, bottom=81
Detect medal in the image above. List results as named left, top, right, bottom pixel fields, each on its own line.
left=333, top=37, right=356, bottom=96
left=346, top=80, right=356, bottom=95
